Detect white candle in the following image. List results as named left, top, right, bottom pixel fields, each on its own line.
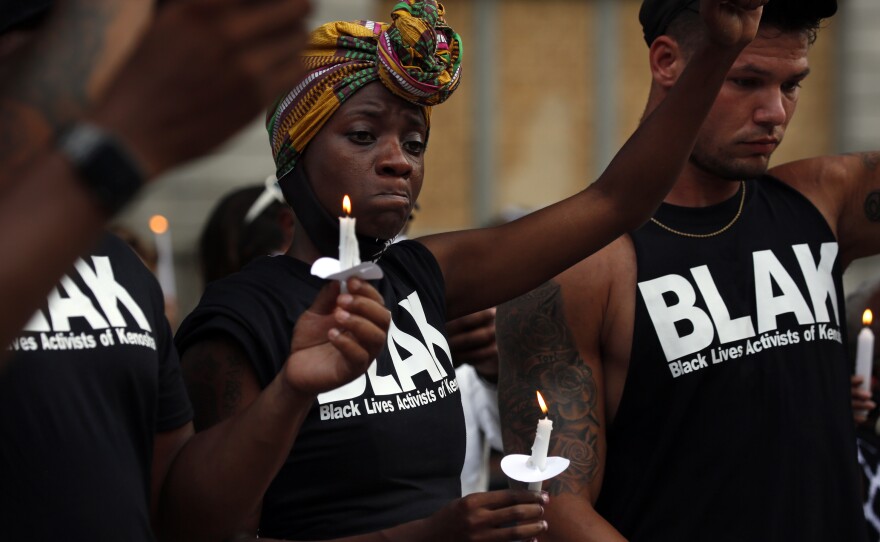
left=149, top=214, right=176, bottom=301
left=856, top=309, right=875, bottom=417
left=339, top=195, right=360, bottom=270
left=527, top=391, right=552, bottom=491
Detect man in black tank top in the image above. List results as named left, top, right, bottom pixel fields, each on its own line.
left=499, top=1, right=880, bottom=541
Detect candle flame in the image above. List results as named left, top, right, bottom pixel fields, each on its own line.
left=342, top=195, right=352, bottom=215
left=536, top=391, right=548, bottom=415
left=149, top=214, right=169, bottom=235
left=865, top=309, right=874, bottom=327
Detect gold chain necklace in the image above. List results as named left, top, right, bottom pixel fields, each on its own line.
left=649, top=181, right=746, bottom=239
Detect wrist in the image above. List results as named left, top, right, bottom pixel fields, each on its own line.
left=56, top=122, right=145, bottom=215
left=276, top=374, right=317, bottom=411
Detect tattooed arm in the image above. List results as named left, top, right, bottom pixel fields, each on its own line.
left=771, top=152, right=880, bottom=268
left=497, top=276, right=626, bottom=542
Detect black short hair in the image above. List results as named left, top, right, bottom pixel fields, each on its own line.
left=0, top=1, right=52, bottom=36
left=642, top=0, right=837, bottom=50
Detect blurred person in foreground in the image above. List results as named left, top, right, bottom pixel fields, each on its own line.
left=0, top=1, right=391, bottom=541
left=175, top=0, right=766, bottom=539
left=498, top=1, right=879, bottom=540
left=0, top=0, right=310, bottom=353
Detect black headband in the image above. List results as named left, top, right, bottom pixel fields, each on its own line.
left=0, top=0, right=52, bottom=35
left=639, top=0, right=838, bottom=46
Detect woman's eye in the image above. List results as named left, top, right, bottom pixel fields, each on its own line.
left=403, top=140, right=425, bottom=154
left=349, top=131, right=374, bottom=144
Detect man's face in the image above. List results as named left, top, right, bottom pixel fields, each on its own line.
left=689, top=28, right=811, bottom=181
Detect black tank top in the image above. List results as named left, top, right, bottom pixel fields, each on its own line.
left=595, top=176, right=867, bottom=541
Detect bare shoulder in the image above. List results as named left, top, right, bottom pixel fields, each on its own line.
left=770, top=154, right=871, bottom=225
left=180, top=335, right=262, bottom=431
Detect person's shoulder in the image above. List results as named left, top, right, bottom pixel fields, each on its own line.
left=768, top=154, right=862, bottom=230
left=382, top=239, right=443, bottom=281
left=557, top=235, right=634, bottom=295
left=93, top=231, right=161, bottom=287
left=210, top=255, right=313, bottom=293
left=384, top=239, right=436, bottom=264
left=96, top=231, right=146, bottom=265
left=768, top=153, right=872, bottom=200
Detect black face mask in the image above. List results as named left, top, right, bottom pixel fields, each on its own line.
left=278, top=166, right=392, bottom=262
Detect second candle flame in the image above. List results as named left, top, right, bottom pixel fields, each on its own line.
left=536, top=391, right=548, bottom=415
left=865, top=309, right=874, bottom=327
left=342, top=195, right=352, bottom=215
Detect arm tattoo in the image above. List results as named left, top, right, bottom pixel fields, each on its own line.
left=851, top=153, right=880, bottom=222
left=497, top=281, right=600, bottom=497
left=181, top=340, right=249, bottom=432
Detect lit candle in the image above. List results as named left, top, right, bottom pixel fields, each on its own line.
left=856, top=309, right=875, bottom=417
left=527, top=391, right=553, bottom=491
left=339, top=195, right=360, bottom=270
left=149, top=214, right=176, bottom=301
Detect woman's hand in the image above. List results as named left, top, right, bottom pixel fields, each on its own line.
left=283, top=278, right=390, bottom=396
left=420, top=489, right=549, bottom=542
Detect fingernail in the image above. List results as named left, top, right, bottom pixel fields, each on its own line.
left=335, top=309, right=351, bottom=322
left=338, top=294, right=353, bottom=306
left=541, top=491, right=550, bottom=504
left=348, top=278, right=362, bottom=290
left=542, top=520, right=549, bottom=530
left=328, top=328, right=340, bottom=339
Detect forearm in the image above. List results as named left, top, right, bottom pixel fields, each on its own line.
left=158, top=375, right=315, bottom=542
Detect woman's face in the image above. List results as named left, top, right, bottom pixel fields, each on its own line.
left=301, top=82, right=427, bottom=241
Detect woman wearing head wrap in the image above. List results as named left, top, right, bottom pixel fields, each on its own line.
left=176, top=0, right=766, bottom=540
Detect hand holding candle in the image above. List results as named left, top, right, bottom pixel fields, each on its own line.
left=856, top=309, right=875, bottom=417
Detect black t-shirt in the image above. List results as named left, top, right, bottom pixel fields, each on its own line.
left=0, top=233, right=192, bottom=541
left=176, top=240, right=465, bottom=540
left=596, top=177, right=867, bottom=541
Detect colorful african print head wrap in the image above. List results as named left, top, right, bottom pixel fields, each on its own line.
left=266, top=0, right=463, bottom=179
